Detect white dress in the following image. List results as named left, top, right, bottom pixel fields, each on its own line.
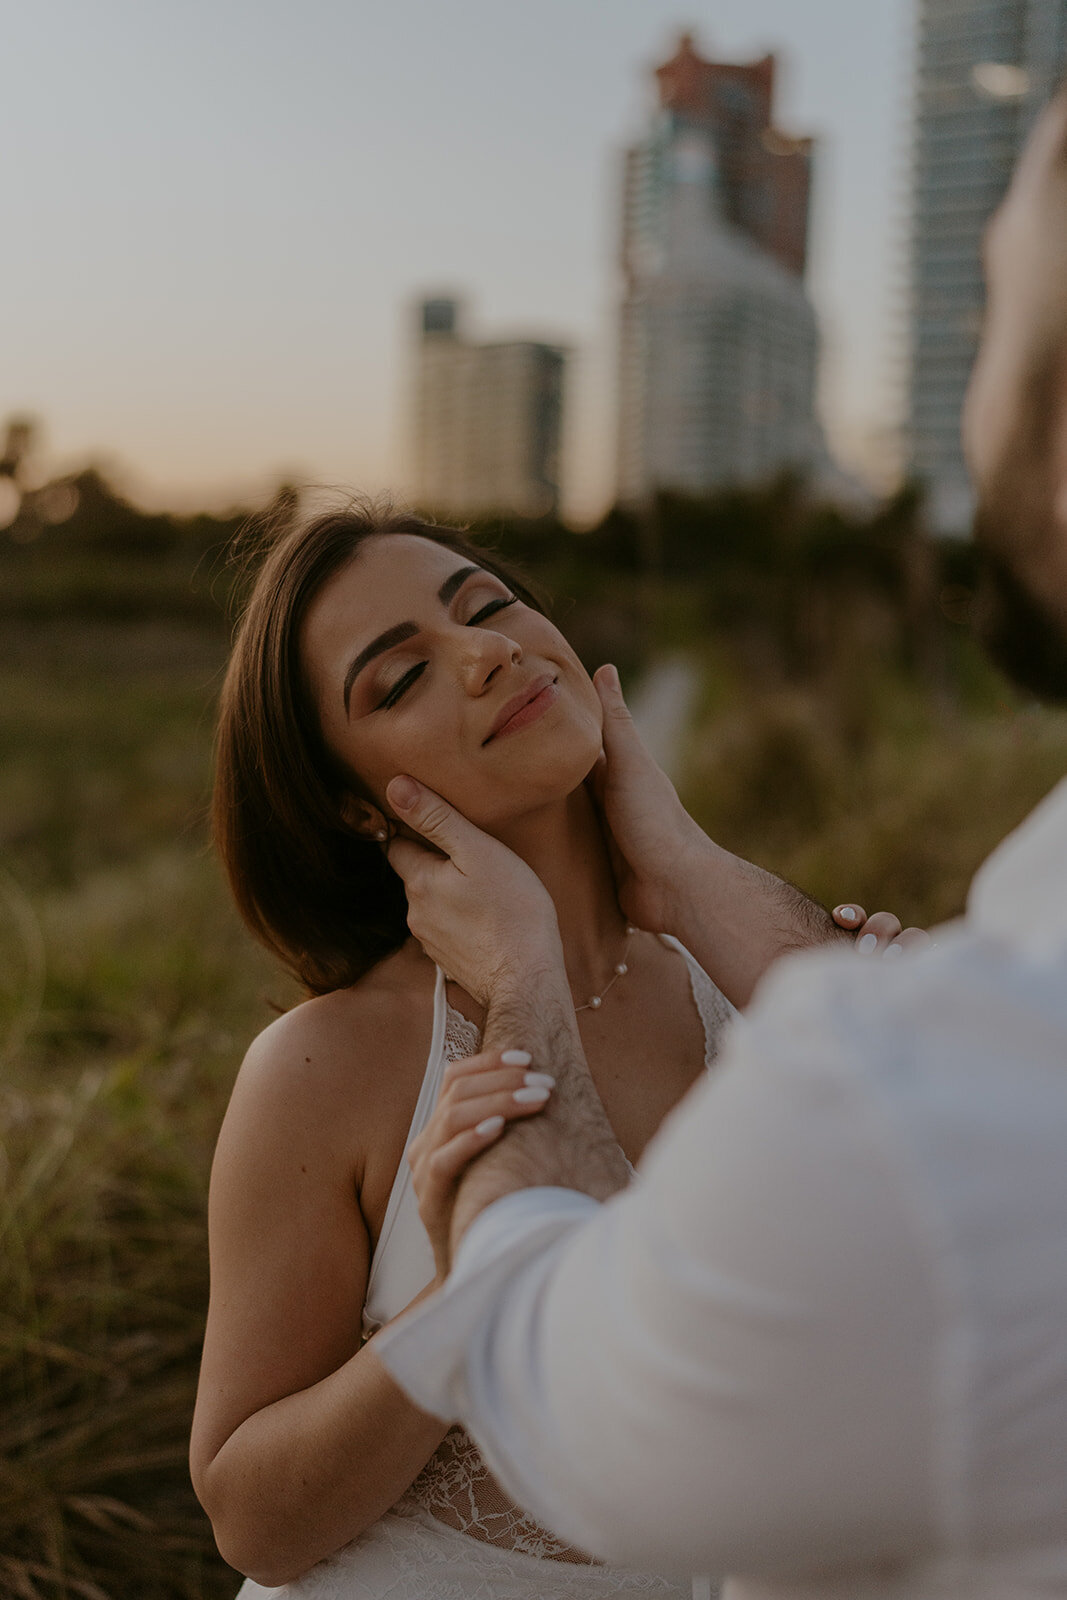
left=237, top=938, right=734, bottom=1600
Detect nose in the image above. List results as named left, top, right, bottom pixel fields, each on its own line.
left=454, top=621, right=522, bottom=695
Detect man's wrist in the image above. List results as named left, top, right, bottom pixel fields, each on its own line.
left=651, top=828, right=729, bottom=936
left=485, top=938, right=568, bottom=1018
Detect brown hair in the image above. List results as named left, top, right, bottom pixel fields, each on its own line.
left=212, top=499, right=545, bottom=995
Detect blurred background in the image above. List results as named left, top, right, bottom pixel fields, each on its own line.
left=3, top=2, right=1067, bottom=1595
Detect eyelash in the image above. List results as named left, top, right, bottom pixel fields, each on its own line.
left=377, top=595, right=518, bottom=710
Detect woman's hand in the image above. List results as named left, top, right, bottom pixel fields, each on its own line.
left=832, top=904, right=931, bottom=957
left=408, top=1047, right=555, bottom=1280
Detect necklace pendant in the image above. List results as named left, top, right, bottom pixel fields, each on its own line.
left=588, top=994, right=602, bottom=1009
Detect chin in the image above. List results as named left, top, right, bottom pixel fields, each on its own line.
left=458, top=723, right=603, bottom=833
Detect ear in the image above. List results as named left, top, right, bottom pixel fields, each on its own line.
left=340, top=794, right=389, bottom=842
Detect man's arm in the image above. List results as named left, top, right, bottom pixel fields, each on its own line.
left=452, top=966, right=630, bottom=1250
left=376, top=954, right=939, bottom=1578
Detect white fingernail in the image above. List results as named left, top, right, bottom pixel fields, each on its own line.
left=837, top=906, right=857, bottom=922
left=501, top=1049, right=532, bottom=1067
left=884, top=943, right=903, bottom=959
left=524, top=1071, right=556, bottom=1089
left=513, top=1085, right=551, bottom=1104
left=475, top=1115, right=505, bottom=1137
left=858, top=933, right=878, bottom=954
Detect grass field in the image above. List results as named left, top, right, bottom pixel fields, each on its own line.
left=3, top=591, right=1067, bottom=1599
left=0, top=617, right=287, bottom=1600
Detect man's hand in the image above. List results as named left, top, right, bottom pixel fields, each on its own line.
left=385, top=775, right=563, bottom=1006
left=587, top=665, right=711, bottom=934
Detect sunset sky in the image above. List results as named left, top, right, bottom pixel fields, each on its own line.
left=5, top=0, right=911, bottom=521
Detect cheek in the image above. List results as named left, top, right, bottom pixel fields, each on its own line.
left=350, top=725, right=468, bottom=807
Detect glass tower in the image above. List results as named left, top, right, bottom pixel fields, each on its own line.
left=908, top=0, right=1067, bottom=531
left=616, top=34, right=826, bottom=505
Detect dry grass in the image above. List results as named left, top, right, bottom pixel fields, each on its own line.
left=680, top=656, right=1067, bottom=931
left=0, top=620, right=283, bottom=1600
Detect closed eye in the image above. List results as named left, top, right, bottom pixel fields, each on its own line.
left=378, top=661, right=427, bottom=709
left=467, top=595, right=517, bottom=626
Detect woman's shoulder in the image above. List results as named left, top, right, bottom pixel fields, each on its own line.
left=229, top=942, right=437, bottom=1144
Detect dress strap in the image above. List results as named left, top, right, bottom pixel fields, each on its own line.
left=364, top=966, right=451, bottom=1308
left=657, top=934, right=737, bottom=1071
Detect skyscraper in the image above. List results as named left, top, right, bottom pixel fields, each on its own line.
left=908, top=0, right=1067, bottom=530
left=617, top=33, right=826, bottom=505
left=413, top=299, right=566, bottom=521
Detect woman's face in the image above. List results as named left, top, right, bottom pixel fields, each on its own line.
left=301, top=534, right=604, bottom=833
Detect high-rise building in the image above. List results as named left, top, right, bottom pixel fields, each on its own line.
left=413, top=298, right=566, bottom=520
left=908, top=0, right=1067, bottom=530
left=617, top=33, right=826, bottom=505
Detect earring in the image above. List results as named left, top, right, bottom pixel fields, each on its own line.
left=374, top=828, right=388, bottom=842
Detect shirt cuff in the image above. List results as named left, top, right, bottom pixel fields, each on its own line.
left=375, top=1187, right=599, bottom=1420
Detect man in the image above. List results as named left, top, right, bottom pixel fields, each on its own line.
left=371, top=88, right=1067, bottom=1596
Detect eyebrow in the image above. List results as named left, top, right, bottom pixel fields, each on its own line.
left=342, top=564, right=483, bottom=713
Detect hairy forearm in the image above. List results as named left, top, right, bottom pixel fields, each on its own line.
left=450, top=970, right=630, bottom=1254
left=197, top=1321, right=447, bottom=1585
left=665, top=836, right=846, bottom=1007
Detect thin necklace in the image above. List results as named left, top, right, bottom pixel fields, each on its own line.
left=574, top=925, right=636, bottom=1013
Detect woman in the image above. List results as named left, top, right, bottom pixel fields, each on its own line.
left=191, top=501, right=900, bottom=1597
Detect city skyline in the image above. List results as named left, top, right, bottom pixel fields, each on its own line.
left=3, top=1, right=911, bottom=523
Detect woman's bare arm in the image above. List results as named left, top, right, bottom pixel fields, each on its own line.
left=190, top=993, right=555, bottom=1587
left=190, top=1000, right=449, bottom=1588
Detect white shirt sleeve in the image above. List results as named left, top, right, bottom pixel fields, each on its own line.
left=377, top=954, right=941, bottom=1580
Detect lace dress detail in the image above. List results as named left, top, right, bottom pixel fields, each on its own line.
left=679, top=959, right=734, bottom=1068
left=443, top=1004, right=481, bottom=1063
left=394, top=1001, right=598, bottom=1564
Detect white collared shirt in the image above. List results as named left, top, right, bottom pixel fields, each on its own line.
left=378, top=779, right=1067, bottom=1598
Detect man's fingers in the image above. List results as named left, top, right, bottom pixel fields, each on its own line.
left=386, top=833, right=440, bottom=886
left=593, top=664, right=636, bottom=734
left=386, top=775, right=474, bottom=863
left=593, top=664, right=671, bottom=783
left=592, top=664, right=642, bottom=751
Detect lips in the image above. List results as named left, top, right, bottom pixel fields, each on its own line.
left=483, top=674, right=559, bottom=745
